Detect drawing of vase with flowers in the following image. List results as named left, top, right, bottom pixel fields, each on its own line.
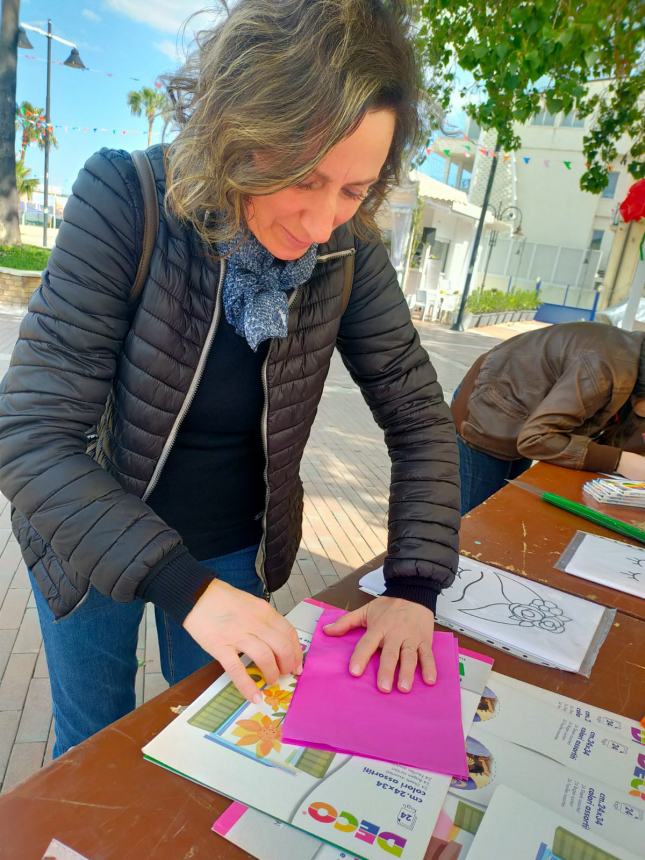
left=449, top=566, right=572, bottom=634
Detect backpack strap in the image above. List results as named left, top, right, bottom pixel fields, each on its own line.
left=341, top=249, right=355, bottom=314
left=130, top=149, right=159, bottom=306
left=85, top=150, right=159, bottom=458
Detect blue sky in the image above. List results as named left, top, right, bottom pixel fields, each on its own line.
left=16, top=0, right=218, bottom=193
left=16, top=0, right=457, bottom=195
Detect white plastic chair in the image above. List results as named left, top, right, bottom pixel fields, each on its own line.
left=409, top=288, right=438, bottom=321
left=436, top=290, right=458, bottom=324
left=408, top=248, right=442, bottom=321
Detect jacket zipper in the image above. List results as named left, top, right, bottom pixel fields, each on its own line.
left=316, top=248, right=356, bottom=263
left=255, top=284, right=301, bottom=589
left=142, top=260, right=226, bottom=502
left=255, top=246, right=355, bottom=586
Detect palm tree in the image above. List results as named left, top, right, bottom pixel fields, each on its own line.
left=15, top=160, right=38, bottom=200
left=127, top=86, right=170, bottom=148
left=16, top=100, right=57, bottom=164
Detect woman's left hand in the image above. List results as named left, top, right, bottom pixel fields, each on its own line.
left=323, top=596, right=436, bottom=693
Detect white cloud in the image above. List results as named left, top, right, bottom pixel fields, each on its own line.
left=75, top=39, right=103, bottom=54
left=104, top=0, right=218, bottom=35
left=81, top=9, right=101, bottom=23
left=154, top=39, right=185, bottom=65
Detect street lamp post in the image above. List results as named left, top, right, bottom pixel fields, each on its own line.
left=507, top=235, right=527, bottom=293
left=480, top=204, right=523, bottom=292
left=451, top=142, right=501, bottom=332
left=480, top=228, right=498, bottom=293
left=43, top=20, right=52, bottom=249
left=18, top=20, right=85, bottom=247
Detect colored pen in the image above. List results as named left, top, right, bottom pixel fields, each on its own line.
left=506, top=479, right=645, bottom=545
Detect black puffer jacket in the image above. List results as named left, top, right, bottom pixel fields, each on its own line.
left=0, top=147, right=459, bottom=619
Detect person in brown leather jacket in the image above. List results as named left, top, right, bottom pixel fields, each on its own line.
left=451, top=322, right=645, bottom=513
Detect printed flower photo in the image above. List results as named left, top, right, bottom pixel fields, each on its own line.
left=232, top=713, right=283, bottom=758
left=186, top=629, right=336, bottom=777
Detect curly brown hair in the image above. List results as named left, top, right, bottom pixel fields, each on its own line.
left=163, top=0, right=421, bottom=245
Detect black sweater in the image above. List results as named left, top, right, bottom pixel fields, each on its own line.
left=146, top=314, right=268, bottom=562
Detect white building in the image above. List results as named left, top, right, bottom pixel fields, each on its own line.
left=426, top=82, right=636, bottom=312
left=379, top=169, right=499, bottom=320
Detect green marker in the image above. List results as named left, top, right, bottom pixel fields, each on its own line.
left=507, top=479, right=645, bottom=545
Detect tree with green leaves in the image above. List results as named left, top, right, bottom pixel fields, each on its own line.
left=16, top=100, right=57, bottom=164
left=127, top=86, right=171, bottom=148
left=0, top=0, right=21, bottom=245
left=416, top=0, right=644, bottom=194
left=15, top=160, right=38, bottom=200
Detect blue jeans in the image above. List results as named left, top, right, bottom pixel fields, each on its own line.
left=30, top=544, right=264, bottom=758
left=458, top=435, right=531, bottom=514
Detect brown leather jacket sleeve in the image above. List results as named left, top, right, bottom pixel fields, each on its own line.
left=516, top=353, right=622, bottom=472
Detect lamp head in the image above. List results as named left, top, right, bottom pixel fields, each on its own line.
left=63, top=48, right=86, bottom=70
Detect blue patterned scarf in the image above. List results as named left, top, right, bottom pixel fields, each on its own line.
left=217, top=233, right=318, bottom=351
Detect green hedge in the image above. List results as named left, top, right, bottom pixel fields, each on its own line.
left=465, top=288, right=540, bottom=315
left=0, top=244, right=50, bottom=271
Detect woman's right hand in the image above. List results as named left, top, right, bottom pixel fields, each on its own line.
left=617, top=451, right=645, bottom=480
left=182, top=579, right=303, bottom=701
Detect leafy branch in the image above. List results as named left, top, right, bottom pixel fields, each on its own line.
left=415, top=0, right=645, bottom=193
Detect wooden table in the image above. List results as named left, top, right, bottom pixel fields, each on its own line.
left=461, top=461, right=645, bottom=621
left=0, top=571, right=643, bottom=860
left=1, top=463, right=644, bottom=859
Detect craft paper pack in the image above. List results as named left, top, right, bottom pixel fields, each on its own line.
left=213, top=791, right=484, bottom=860
left=557, top=531, right=645, bottom=600
left=212, top=802, right=358, bottom=860
left=209, top=638, right=494, bottom=860
left=584, top=476, right=645, bottom=508
left=144, top=600, right=462, bottom=860
left=281, top=608, right=468, bottom=778
left=358, top=556, right=614, bottom=674
left=467, top=786, right=639, bottom=860
left=448, top=727, right=645, bottom=856
left=468, top=672, right=645, bottom=795
left=213, top=665, right=645, bottom=860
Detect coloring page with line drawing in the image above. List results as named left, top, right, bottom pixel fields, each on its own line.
left=438, top=557, right=611, bottom=673
left=447, top=562, right=573, bottom=634
left=556, top=530, right=645, bottom=600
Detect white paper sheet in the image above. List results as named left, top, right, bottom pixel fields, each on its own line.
left=557, top=531, right=645, bottom=600
left=41, top=841, right=90, bottom=860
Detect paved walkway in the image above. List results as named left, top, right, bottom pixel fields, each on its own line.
left=0, top=310, right=540, bottom=792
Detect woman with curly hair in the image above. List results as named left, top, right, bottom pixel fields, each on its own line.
left=0, top=0, right=459, bottom=756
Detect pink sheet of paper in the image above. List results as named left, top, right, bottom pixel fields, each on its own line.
left=212, top=801, right=247, bottom=836
left=282, top=606, right=468, bottom=777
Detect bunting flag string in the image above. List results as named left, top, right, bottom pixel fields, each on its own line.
left=422, top=127, right=614, bottom=172
left=19, top=52, right=146, bottom=83
left=423, top=143, right=607, bottom=172
left=15, top=100, right=608, bottom=169
left=17, top=110, right=148, bottom=137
